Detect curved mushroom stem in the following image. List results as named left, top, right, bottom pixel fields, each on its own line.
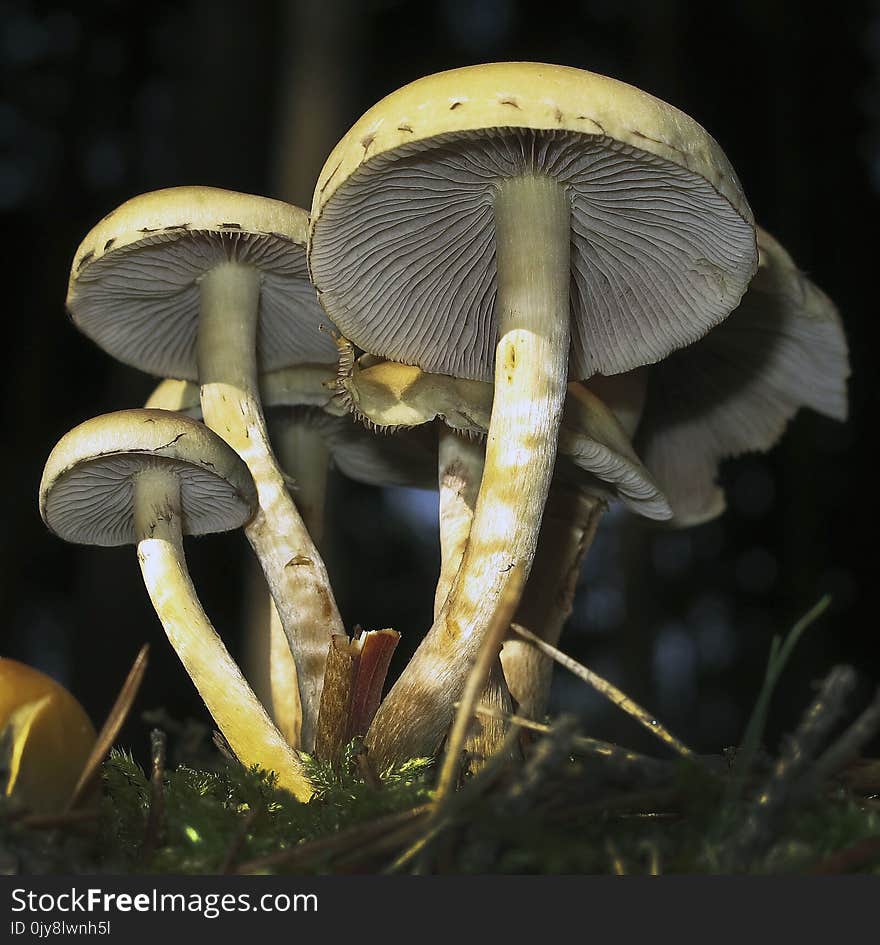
left=243, top=419, right=330, bottom=749
left=434, top=429, right=484, bottom=617
left=366, top=175, right=571, bottom=767
left=132, top=466, right=312, bottom=801
left=197, top=262, right=343, bottom=751
left=501, top=485, right=605, bottom=721
left=434, top=428, right=514, bottom=768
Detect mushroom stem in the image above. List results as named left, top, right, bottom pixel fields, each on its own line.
left=273, top=418, right=329, bottom=544
left=366, top=174, right=571, bottom=766
left=434, top=428, right=514, bottom=768
left=197, top=261, right=343, bottom=751
left=242, top=560, right=303, bottom=750
left=434, top=429, right=484, bottom=617
left=501, top=485, right=605, bottom=720
left=132, top=466, right=312, bottom=801
left=245, top=420, right=329, bottom=748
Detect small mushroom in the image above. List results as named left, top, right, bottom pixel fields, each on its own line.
left=67, top=187, right=344, bottom=751
left=39, top=409, right=312, bottom=801
left=0, top=658, right=96, bottom=813
left=310, top=62, right=756, bottom=766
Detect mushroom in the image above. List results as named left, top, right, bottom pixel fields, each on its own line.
left=334, top=351, right=670, bottom=752
left=146, top=365, right=436, bottom=744
left=310, top=62, right=756, bottom=766
left=429, top=383, right=667, bottom=741
left=39, top=409, right=313, bottom=801
left=0, top=658, right=96, bottom=813
left=599, top=227, right=850, bottom=525
left=66, top=187, right=343, bottom=751
left=503, top=227, right=850, bottom=721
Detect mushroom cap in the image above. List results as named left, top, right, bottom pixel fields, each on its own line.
left=145, top=371, right=435, bottom=490
left=558, top=383, right=670, bottom=520
left=40, top=408, right=258, bottom=546
left=336, top=356, right=493, bottom=436
left=0, top=658, right=96, bottom=813
left=310, top=62, right=757, bottom=382
left=629, top=226, right=850, bottom=526
left=339, top=354, right=670, bottom=518
left=68, top=186, right=338, bottom=381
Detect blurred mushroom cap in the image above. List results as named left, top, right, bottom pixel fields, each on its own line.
left=625, top=226, right=850, bottom=526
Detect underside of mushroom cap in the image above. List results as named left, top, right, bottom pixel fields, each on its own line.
left=310, top=62, right=757, bottom=382
left=40, top=408, right=257, bottom=546
left=558, top=383, right=670, bottom=520
left=633, top=227, right=850, bottom=526
left=338, top=354, right=669, bottom=517
left=68, top=186, right=338, bottom=380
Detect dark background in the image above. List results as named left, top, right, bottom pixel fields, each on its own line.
left=1, top=0, right=876, bottom=761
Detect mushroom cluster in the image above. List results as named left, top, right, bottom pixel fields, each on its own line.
left=38, top=62, right=849, bottom=795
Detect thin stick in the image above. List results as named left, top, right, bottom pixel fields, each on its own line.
left=220, top=801, right=263, bottom=874
left=801, top=686, right=880, bottom=797
left=17, top=809, right=100, bottom=830
left=435, top=565, right=526, bottom=802
left=140, top=728, right=167, bottom=864
left=67, top=644, right=150, bottom=811
left=394, top=725, right=523, bottom=875
left=472, top=704, right=674, bottom=769
left=510, top=623, right=694, bottom=759
left=235, top=804, right=430, bottom=874
left=722, top=665, right=857, bottom=872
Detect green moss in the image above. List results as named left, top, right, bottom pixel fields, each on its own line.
left=93, top=742, right=434, bottom=874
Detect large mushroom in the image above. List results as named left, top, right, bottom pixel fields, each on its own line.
left=334, top=352, right=670, bottom=759
left=503, top=226, right=850, bottom=721
left=66, top=187, right=343, bottom=751
left=310, top=62, right=755, bottom=765
left=39, top=409, right=313, bottom=801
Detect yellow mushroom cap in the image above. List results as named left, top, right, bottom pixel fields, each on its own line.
left=40, top=409, right=257, bottom=546
left=68, top=186, right=338, bottom=380
left=0, top=658, right=96, bottom=813
left=310, top=62, right=757, bottom=383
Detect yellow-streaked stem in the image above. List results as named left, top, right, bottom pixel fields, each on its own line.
left=433, top=429, right=483, bottom=618
left=132, top=467, right=312, bottom=801
left=244, top=419, right=329, bottom=748
left=197, top=262, right=343, bottom=752
left=366, top=175, right=571, bottom=767
left=501, top=485, right=605, bottom=721
left=433, top=428, right=513, bottom=768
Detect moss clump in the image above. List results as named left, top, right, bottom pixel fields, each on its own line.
left=95, top=741, right=434, bottom=873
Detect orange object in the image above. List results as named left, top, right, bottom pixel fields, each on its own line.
left=0, top=658, right=96, bottom=812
